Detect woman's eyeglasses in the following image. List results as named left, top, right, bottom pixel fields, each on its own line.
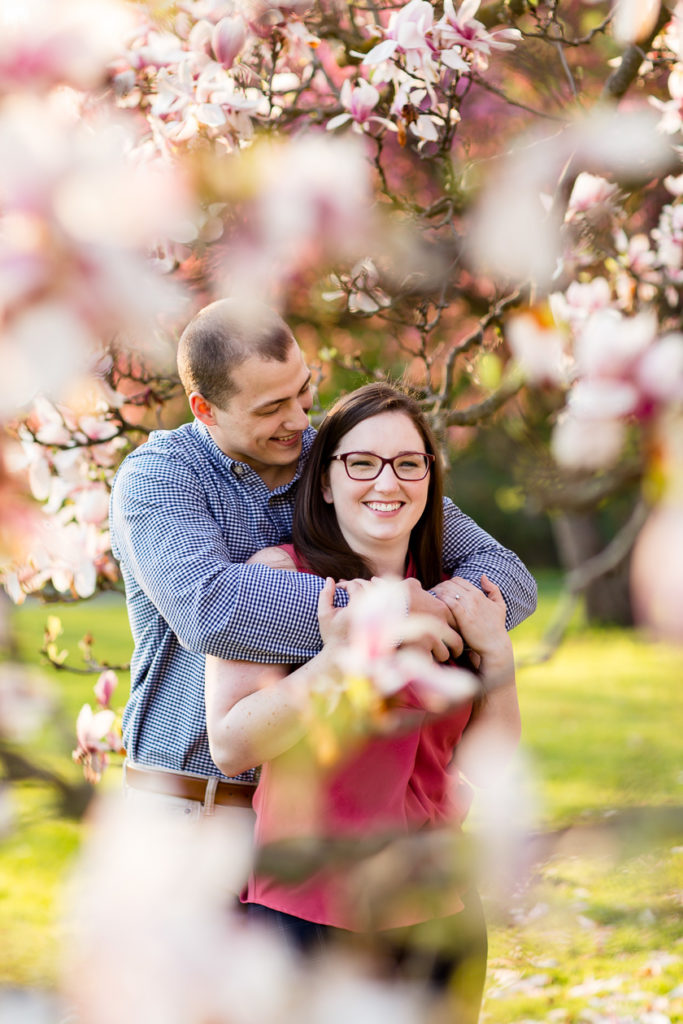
left=329, top=451, right=435, bottom=481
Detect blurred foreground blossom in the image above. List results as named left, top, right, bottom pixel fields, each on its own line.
left=468, top=108, right=674, bottom=288
left=631, top=496, right=683, bottom=644
left=611, top=0, right=662, bottom=46
left=313, top=577, right=477, bottom=720
left=0, top=0, right=138, bottom=94
left=63, top=795, right=430, bottom=1024
left=506, top=309, right=570, bottom=387
left=631, top=423, right=683, bottom=644
left=219, top=134, right=376, bottom=304
left=0, top=664, right=54, bottom=743
left=0, top=94, right=187, bottom=414
left=550, top=307, right=683, bottom=470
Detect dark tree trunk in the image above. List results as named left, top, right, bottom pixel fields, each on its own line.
left=551, top=512, right=634, bottom=626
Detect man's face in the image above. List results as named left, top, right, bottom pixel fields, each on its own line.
left=205, top=343, right=313, bottom=487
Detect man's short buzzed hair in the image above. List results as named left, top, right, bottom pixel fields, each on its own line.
left=177, top=298, right=296, bottom=407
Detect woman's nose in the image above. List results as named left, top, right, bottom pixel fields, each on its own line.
left=373, top=462, right=400, bottom=490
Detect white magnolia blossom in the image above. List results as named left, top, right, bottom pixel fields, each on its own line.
left=611, top=0, right=662, bottom=45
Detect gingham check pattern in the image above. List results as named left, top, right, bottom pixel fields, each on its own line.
left=110, top=419, right=536, bottom=781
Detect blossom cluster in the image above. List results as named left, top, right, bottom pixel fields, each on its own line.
left=73, top=667, right=123, bottom=783
left=2, top=394, right=124, bottom=602
left=506, top=171, right=683, bottom=471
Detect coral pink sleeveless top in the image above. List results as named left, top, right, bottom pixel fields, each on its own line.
left=245, top=546, right=474, bottom=930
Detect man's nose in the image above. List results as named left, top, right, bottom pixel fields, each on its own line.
left=283, top=400, right=310, bottom=431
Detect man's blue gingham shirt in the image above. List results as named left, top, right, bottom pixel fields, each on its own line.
left=110, top=419, right=537, bottom=782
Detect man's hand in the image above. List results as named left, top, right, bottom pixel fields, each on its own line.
left=394, top=577, right=464, bottom=661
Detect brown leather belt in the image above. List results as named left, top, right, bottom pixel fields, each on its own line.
left=125, top=763, right=256, bottom=809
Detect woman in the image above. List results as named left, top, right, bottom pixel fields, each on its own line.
left=205, top=383, right=520, bottom=1018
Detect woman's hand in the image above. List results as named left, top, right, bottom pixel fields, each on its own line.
left=435, top=575, right=512, bottom=670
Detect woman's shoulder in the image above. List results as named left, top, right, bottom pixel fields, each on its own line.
left=246, top=544, right=297, bottom=571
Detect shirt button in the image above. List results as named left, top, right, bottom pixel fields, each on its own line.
left=231, top=463, right=245, bottom=477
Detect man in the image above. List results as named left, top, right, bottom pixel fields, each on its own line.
left=110, top=299, right=536, bottom=817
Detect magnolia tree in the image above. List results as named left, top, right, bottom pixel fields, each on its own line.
left=0, top=0, right=682, bottom=1014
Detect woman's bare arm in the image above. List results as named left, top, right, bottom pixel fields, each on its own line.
left=205, top=548, right=337, bottom=777
left=438, top=575, right=521, bottom=787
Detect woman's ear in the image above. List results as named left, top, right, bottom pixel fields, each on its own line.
left=189, top=392, right=216, bottom=426
left=321, top=471, right=333, bottom=505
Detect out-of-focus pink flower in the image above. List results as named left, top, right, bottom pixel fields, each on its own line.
left=637, top=333, right=683, bottom=403
left=552, top=410, right=626, bottom=469
left=212, top=16, right=247, bottom=68
left=324, top=578, right=477, bottom=712
left=0, top=0, right=138, bottom=94
left=506, top=311, right=569, bottom=387
left=0, top=665, right=53, bottom=742
left=94, top=670, right=118, bottom=709
left=611, top=0, right=661, bottom=45
left=631, top=495, right=683, bottom=644
left=574, top=308, right=658, bottom=379
left=73, top=484, right=111, bottom=527
left=650, top=64, right=683, bottom=134
left=550, top=277, right=612, bottom=333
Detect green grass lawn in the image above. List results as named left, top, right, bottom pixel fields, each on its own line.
left=2, top=575, right=682, bottom=1021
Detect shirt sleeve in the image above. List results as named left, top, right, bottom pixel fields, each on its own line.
left=441, top=497, right=537, bottom=629
left=110, top=452, right=342, bottom=664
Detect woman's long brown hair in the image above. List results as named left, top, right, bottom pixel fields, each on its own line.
left=292, top=383, right=444, bottom=589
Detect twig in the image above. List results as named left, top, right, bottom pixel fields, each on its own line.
left=521, top=497, right=650, bottom=665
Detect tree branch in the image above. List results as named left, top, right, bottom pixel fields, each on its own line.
left=521, top=497, right=650, bottom=664
left=602, top=7, right=672, bottom=101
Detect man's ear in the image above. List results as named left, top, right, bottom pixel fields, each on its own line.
left=321, top=470, right=333, bottom=505
left=189, top=392, right=216, bottom=426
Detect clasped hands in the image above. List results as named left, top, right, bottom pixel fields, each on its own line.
left=318, top=574, right=507, bottom=664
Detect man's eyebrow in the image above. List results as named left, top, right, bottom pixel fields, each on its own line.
left=252, top=373, right=312, bottom=412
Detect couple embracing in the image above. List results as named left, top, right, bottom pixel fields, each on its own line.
left=111, top=299, right=536, bottom=1021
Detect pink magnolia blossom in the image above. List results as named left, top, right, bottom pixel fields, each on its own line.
left=73, top=703, right=121, bottom=782
left=326, top=78, right=384, bottom=133
left=549, top=277, right=612, bottom=333
left=212, top=16, right=247, bottom=68
left=93, top=670, right=118, bottom=709
left=652, top=197, right=683, bottom=284
left=566, top=172, right=620, bottom=218
left=436, top=0, right=521, bottom=70
left=363, top=0, right=436, bottom=73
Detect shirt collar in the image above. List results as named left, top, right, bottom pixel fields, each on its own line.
left=191, top=419, right=315, bottom=492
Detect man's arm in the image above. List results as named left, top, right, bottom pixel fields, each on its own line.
left=110, top=453, right=334, bottom=665
left=440, top=498, right=537, bottom=629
